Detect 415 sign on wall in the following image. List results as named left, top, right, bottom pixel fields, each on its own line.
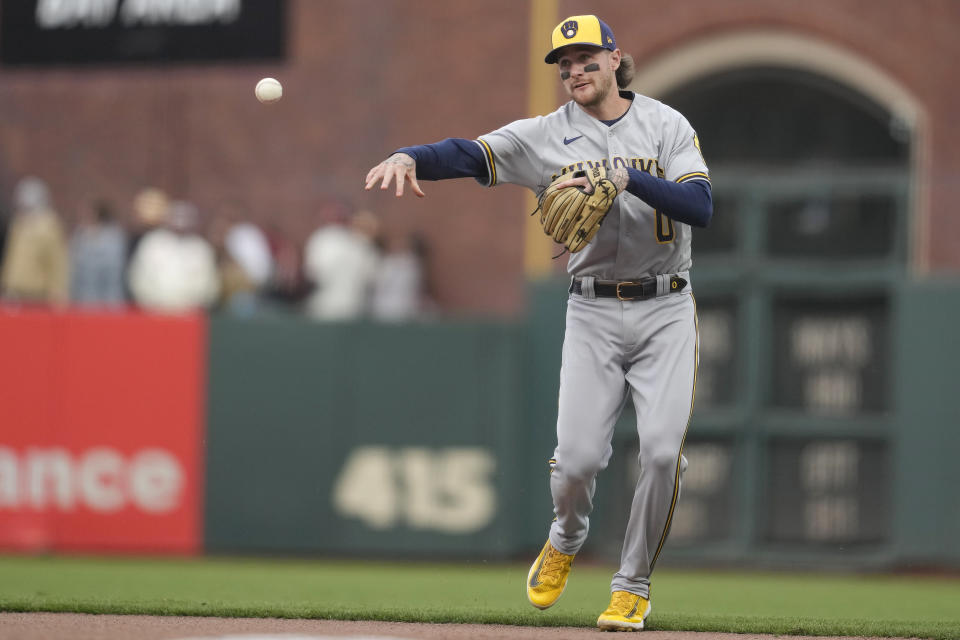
left=333, top=447, right=497, bottom=534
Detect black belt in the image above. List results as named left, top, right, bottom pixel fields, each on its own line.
left=570, top=275, right=687, bottom=300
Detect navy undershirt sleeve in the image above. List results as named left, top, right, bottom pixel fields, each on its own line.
left=394, top=138, right=488, bottom=181
left=392, top=140, right=711, bottom=226
left=625, top=168, right=713, bottom=228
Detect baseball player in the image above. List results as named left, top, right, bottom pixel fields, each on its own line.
left=365, top=14, right=711, bottom=632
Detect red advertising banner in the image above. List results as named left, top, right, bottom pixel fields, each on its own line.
left=0, top=308, right=205, bottom=553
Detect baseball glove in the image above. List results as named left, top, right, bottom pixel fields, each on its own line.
left=536, top=165, right=619, bottom=253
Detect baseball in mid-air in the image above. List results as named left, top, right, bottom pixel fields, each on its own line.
left=255, top=77, right=282, bottom=103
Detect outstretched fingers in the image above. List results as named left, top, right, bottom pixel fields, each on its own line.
left=364, top=164, right=384, bottom=189
left=406, top=173, right=426, bottom=198
left=364, top=163, right=395, bottom=191
left=387, top=165, right=404, bottom=196
left=364, top=153, right=425, bottom=198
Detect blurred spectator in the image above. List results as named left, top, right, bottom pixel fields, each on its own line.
left=124, top=187, right=169, bottom=302
left=303, top=207, right=381, bottom=321
left=0, top=203, right=8, bottom=268
left=261, top=221, right=312, bottom=310
left=127, top=199, right=220, bottom=313
left=208, top=213, right=258, bottom=316
left=370, top=232, right=428, bottom=322
left=127, top=187, right=169, bottom=258
left=225, top=219, right=273, bottom=291
left=0, top=176, right=69, bottom=306
left=69, top=199, right=128, bottom=307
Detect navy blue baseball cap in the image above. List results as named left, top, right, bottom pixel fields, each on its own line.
left=544, top=15, right=617, bottom=64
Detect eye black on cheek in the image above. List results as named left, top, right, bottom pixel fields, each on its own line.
left=560, top=71, right=571, bottom=80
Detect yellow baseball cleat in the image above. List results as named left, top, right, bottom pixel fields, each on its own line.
left=526, top=540, right=575, bottom=610
left=597, top=590, right=651, bottom=631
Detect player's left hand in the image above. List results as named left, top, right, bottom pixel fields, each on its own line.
left=550, top=167, right=628, bottom=194
left=551, top=174, right=593, bottom=193
left=536, top=165, right=623, bottom=253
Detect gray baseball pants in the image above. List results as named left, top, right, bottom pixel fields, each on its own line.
left=547, top=277, right=698, bottom=599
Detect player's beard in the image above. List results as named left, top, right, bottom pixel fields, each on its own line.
left=571, top=71, right=616, bottom=109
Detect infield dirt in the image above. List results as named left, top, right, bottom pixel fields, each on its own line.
left=0, top=612, right=910, bottom=640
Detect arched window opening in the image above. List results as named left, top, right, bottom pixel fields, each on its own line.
left=666, top=66, right=909, bottom=167
left=662, top=67, right=911, bottom=262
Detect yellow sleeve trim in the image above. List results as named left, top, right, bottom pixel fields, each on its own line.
left=676, top=171, right=711, bottom=184
left=477, top=138, right=497, bottom=187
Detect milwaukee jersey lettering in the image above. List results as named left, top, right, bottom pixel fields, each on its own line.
left=475, top=92, right=709, bottom=279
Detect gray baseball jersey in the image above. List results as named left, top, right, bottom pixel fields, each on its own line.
left=475, top=91, right=710, bottom=279
left=476, top=92, right=708, bottom=600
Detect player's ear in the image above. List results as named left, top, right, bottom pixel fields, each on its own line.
left=608, top=49, right=622, bottom=71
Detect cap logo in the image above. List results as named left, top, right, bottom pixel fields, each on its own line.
left=562, top=20, right=578, bottom=39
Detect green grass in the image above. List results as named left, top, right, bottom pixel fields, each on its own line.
left=1, top=555, right=959, bottom=638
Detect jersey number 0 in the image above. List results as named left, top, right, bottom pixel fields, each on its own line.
left=655, top=210, right=675, bottom=244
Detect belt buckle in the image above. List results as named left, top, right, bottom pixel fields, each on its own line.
left=616, top=281, right=636, bottom=301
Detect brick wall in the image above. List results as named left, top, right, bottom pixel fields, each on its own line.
left=581, top=0, right=960, bottom=272
left=0, top=0, right=957, bottom=314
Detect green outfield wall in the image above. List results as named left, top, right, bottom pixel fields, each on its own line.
left=203, top=278, right=960, bottom=568
left=892, top=279, right=960, bottom=564
left=205, top=317, right=534, bottom=556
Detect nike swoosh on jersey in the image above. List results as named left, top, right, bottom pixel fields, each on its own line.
left=563, top=135, right=583, bottom=145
